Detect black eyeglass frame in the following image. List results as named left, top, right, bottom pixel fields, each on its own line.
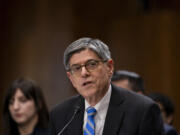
left=68, top=59, right=107, bottom=75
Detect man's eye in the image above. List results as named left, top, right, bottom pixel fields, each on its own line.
left=88, top=61, right=97, bottom=66
left=73, top=66, right=81, bottom=71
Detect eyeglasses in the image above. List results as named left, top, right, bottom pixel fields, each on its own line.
left=69, top=59, right=106, bottom=75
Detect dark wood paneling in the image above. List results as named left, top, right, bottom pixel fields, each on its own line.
left=1, top=0, right=180, bottom=132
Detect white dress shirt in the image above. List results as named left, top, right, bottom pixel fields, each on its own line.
left=83, top=85, right=112, bottom=135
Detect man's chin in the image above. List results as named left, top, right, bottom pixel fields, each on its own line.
left=82, top=89, right=95, bottom=96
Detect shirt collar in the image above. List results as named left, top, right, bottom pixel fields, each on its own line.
left=85, top=85, right=112, bottom=120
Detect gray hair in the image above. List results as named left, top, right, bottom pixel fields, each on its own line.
left=63, top=37, right=111, bottom=70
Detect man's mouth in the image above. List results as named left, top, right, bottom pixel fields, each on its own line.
left=82, top=81, right=92, bottom=86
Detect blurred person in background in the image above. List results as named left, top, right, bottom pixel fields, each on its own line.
left=148, top=93, right=178, bottom=135
left=2, top=78, right=49, bottom=135
left=111, top=70, right=145, bottom=94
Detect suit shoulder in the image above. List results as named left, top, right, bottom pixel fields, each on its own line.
left=112, top=85, right=156, bottom=108
left=50, top=95, right=81, bottom=115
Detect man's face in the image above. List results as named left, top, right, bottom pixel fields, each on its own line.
left=67, top=49, right=113, bottom=103
left=112, top=79, right=131, bottom=90
left=112, top=79, right=143, bottom=94
left=157, top=102, right=174, bottom=125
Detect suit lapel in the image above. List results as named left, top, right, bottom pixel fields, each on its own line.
left=66, top=85, right=125, bottom=135
left=103, top=85, right=125, bottom=135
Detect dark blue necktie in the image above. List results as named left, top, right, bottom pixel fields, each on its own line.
left=84, top=107, right=97, bottom=135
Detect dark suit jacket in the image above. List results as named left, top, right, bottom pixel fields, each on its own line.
left=49, top=85, right=164, bottom=135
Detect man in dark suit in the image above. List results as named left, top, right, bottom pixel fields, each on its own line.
left=48, top=37, right=164, bottom=135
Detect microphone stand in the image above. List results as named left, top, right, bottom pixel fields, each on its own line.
left=57, top=106, right=80, bottom=135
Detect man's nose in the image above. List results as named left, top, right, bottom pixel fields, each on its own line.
left=81, top=66, right=90, bottom=77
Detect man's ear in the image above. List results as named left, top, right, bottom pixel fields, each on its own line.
left=106, top=59, right=114, bottom=76
left=66, top=72, right=72, bottom=81
left=166, top=114, right=174, bottom=125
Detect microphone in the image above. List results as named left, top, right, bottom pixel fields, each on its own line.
left=57, top=105, right=81, bottom=135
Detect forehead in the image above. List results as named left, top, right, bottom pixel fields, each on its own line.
left=13, top=89, right=25, bottom=97
left=69, top=49, right=100, bottom=65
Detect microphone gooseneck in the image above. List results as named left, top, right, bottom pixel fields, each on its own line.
left=57, top=105, right=81, bottom=135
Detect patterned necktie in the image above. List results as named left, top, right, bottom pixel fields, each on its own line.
left=84, top=107, right=97, bottom=135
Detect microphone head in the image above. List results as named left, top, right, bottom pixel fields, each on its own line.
left=74, top=96, right=83, bottom=113
left=74, top=105, right=81, bottom=113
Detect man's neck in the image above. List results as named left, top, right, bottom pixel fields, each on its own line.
left=86, top=83, right=110, bottom=106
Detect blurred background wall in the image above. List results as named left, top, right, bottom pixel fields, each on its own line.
left=1, top=0, right=180, bottom=132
